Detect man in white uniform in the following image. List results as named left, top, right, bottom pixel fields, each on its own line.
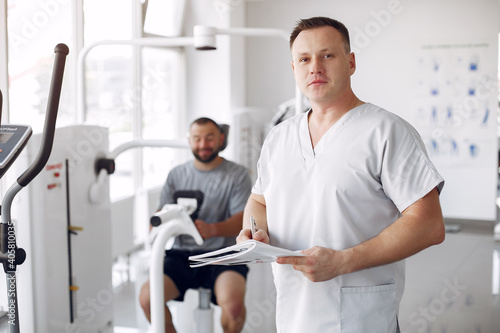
left=237, top=17, right=445, bottom=332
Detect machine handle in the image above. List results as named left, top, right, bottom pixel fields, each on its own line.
left=95, top=158, right=115, bottom=175
left=17, top=44, right=69, bottom=187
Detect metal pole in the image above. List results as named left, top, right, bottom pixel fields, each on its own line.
left=76, top=37, right=195, bottom=123
left=150, top=217, right=203, bottom=332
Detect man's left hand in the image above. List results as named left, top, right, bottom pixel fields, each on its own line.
left=276, top=246, right=348, bottom=282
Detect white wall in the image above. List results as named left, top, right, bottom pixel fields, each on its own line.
left=400, top=227, right=494, bottom=332
left=245, top=0, right=500, bottom=221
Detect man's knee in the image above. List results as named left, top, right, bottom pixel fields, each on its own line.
left=222, top=300, right=245, bottom=321
left=139, top=281, right=151, bottom=313
left=139, top=276, right=181, bottom=318
left=218, top=298, right=246, bottom=333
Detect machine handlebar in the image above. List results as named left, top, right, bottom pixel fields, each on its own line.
left=17, top=43, right=69, bottom=187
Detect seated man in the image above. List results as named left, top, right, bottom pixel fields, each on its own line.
left=139, top=117, right=252, bottom=333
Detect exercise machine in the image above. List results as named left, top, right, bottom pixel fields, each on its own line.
left=149, top=190, right=210, bottom=333
left=0, top=43, right=69, bottom=333
left=20, top=124, right=114, bottom=332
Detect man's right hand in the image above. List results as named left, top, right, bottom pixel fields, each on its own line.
left=236, top=228, right=269, bottom=244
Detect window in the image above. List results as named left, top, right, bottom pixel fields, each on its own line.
left=3, top=0, right=185, bottom=247
left=5, top=1, right=184, bottom=202
left=83, top=0, right=136, bottom=199
left=141, top=47, right=184, bottom=190
left=83, top=0, right=184, bottom=200
left=7, top=0, right=74, bottom=130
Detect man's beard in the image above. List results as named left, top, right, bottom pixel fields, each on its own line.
left=193, top=148, right=219, bottom=163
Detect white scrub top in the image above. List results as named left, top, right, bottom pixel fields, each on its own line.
left=253, top=103, right=444, bottom=333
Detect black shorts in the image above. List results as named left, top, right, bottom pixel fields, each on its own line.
left=163, top=249, right=249, bottom=305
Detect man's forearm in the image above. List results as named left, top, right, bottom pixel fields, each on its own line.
left=343, top=188, right=445, bottom=275
left=210, top=211, right=245, bottom=237
left=242, top=193, right=268, bottom=233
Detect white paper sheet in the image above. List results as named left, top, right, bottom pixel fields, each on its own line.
left=188, top=240, right=304, bottom=267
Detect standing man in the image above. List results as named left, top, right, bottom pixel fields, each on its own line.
left=237, top=17, right=445, bottom=332
left=141, top=117, right=252, bottom=333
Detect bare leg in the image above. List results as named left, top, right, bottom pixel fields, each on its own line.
left=214, top=271, right=247, bottom=333
left=139, top=275, right=180, bottom=333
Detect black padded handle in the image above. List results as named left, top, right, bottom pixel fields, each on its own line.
left=18, top=44, right=69, bottom=187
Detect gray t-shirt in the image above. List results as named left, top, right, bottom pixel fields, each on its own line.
left=158, top=158, right=252, bottom=251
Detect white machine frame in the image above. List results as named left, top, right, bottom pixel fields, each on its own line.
left=104, top=137, right=218, bottom=333
left=148, top=204, right=204, bottom=333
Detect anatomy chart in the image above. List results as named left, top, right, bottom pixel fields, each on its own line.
left=412, top=43, right=496, bottom=168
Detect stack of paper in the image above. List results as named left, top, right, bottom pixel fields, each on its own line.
left=189, top=240, right=304, bottom=267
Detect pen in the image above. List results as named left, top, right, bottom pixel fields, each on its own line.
left=250, top=216, right=257, bottom=238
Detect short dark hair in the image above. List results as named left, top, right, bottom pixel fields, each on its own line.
left=289, top=16, right=351, bottom=53
left=190, top=117, right=222, bottom=133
